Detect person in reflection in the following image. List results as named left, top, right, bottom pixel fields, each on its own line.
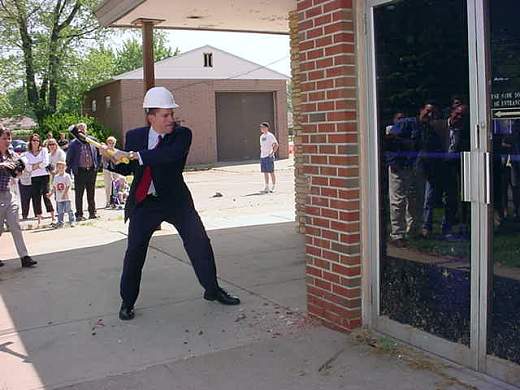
left=395, top=103, right=439, bottom=237
left=385, top=110, right=423, bottom=247
left=431, top=104, right=468, bottom=238
left=500, top=119, right=520, bottom=221
left=492, top=119, right=512, bottom=228
left=442, top=95, right=464, bottom=119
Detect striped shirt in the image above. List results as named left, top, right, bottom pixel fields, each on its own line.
left=0, top=152, right=14, bottom=192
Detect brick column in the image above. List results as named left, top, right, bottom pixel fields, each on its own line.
left=296, top=0, right=361, bottom=331
left=290, top=11, right=307, bottom=234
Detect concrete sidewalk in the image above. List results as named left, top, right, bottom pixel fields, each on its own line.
left=61, top=327, right=513, bottom=390
left=0, top=222, right=305, bottom=390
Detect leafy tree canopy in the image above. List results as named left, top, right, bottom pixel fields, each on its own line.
left=0, top=0, right=107, bottom=123
left=0, top=0, right=178, bottom=122
left=113, top=30, right=179, bottom=76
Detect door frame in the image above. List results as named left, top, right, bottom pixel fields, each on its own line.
left=476, top=0, right=520, bottom=384
left=363, top=0, right=485, bottom=372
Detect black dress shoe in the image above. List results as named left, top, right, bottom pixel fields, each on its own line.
left=21, top=256, right=37, bottom=268
left=76, top=216, right=86, bottom=222
left=119, top=304, right=135, bottom=321
left=88, top=215, right=99, bottom=220
left=204, top=287, right=240, bottom=305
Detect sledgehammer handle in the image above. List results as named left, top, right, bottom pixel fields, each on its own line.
left=69, top=127, right=130, bottom=164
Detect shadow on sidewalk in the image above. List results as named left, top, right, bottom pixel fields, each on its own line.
left=0, top=222, right=306, bottom=390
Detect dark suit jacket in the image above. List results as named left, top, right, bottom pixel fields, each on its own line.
left=66, top=139, right=101, bottom=175
left=110, top=125, right=194, bottom=221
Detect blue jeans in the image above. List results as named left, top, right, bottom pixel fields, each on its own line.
left=57, top=200, right=74, bottom=225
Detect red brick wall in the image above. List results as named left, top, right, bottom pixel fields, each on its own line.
left=84, top=81, right=123, bottom=142
left=297, top=0, right=361, bottom=331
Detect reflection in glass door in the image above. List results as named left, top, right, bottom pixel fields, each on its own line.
left=372, top=0, right=473, bottom=351
left=487, top=0, right=520, bottom=381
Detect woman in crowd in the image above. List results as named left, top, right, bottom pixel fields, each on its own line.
left=102, top=136, right=118, bottom=208
left=47, top=138, right=66, bottom=181
left=25, top=133, right=55, bottom=227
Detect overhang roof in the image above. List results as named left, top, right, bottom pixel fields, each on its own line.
left=95, top=0, right=294, bottom=34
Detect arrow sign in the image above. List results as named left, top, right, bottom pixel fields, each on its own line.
left=493, top=110, right=520, bottom=118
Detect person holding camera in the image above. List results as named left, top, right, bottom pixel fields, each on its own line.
left=25, top=133, right=55, bottom=227
left=0, top=126, right=37, bottom=268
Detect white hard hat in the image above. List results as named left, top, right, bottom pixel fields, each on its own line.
left=143, top=87, right=179, bottom=109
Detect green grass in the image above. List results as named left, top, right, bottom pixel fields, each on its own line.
left=407, top=236, right=469, bottom=259
left=492, top=224, right=520, bottom=268
left=386, top=207, right=520, bottom=269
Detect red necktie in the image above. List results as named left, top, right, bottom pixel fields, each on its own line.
left=135, top=135, right=163, bottom=204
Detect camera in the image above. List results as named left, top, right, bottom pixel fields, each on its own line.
left=8, top=158, right=25, bottom=178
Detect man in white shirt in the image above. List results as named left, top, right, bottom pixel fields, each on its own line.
left=259, top=122, right=279, bottom=193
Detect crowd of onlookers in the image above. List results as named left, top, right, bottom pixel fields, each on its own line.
left=384, top=98, right=469, bottom=246
left=384, top=95, right=520, bottom=248
left=7, top=123, right=128, bottom=229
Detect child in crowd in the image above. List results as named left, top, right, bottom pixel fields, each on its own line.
left=111, top=175, right=129, bottom=209
left=51, top=161, right=75, bottom=228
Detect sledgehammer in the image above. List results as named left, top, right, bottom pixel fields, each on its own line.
left=69, top=125, right=130, bottom=164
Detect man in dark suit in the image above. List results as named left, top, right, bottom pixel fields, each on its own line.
left=104, top=87, right=240, bottom=321
left=66, top=123, right=101, bottom=221
left=430, top=104, right=468, bottom=237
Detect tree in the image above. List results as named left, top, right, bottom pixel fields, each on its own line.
left=114, top=30, right=179, bottom=75
left=0, top=0, right=106, bottom=124
left=0, top=86, right=30, bottom=117
left=57, top=30, right=179, bottom=114
left=58, top=45, right=116, bottom=113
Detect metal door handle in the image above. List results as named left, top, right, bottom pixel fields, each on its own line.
left=474, top=123, right=480, bottom=150
left=461, top=151, right=472, bottom=202
left=483, top=152, right=490, bottom=205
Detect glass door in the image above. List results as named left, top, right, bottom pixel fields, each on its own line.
left=366, top=0, right=481, bottom=368
left=366, top=0, right=520, bottom=384
left=483, top=0, right=520, bottom=385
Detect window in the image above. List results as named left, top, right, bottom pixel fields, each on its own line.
left=203, top=52, right=213, bottom=68
left=91, top=99, right=97, bottom=112
left=105, top=95, right=111, bottom=109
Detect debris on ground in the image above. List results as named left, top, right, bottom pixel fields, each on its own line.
left=90, top=318, right=106, bottom=336
left=235, top=313, right=247, bottom=322
left=211, top=192, right=223, bottom=198
left=350, top=329, right=478, bottom=390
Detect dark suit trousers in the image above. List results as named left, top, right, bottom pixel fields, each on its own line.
left=74, top=168, right=97, bottom=217
left=120, top=197, right=219, bottom=307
